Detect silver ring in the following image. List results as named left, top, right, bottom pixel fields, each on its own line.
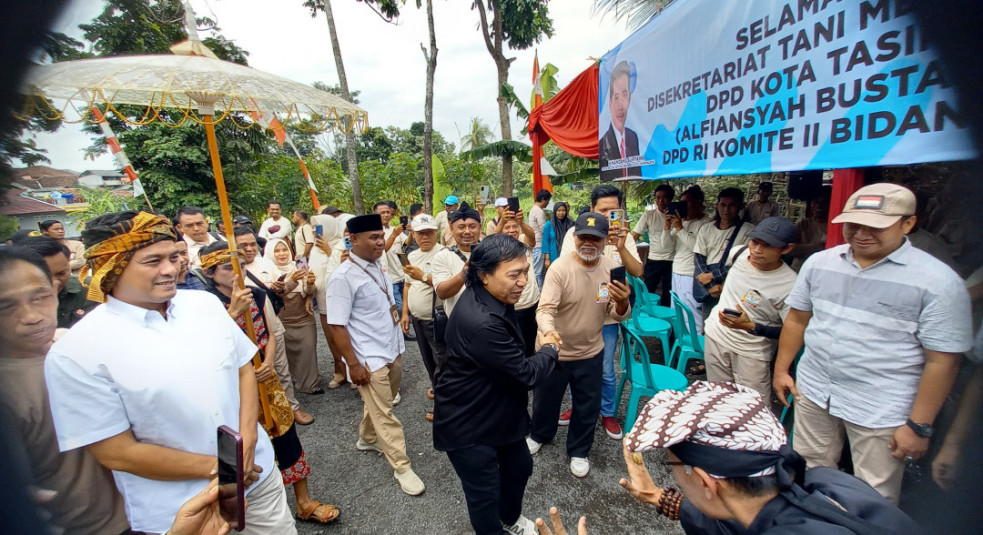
left=905, top=456, right=914, bottom=463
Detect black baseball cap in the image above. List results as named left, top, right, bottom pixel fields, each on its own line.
left=748, top=217, right=797, bottom=247
left=574, top=212, right=609, bottom=239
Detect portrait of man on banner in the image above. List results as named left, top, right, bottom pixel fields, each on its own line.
left=599, top=60, right=642, bottom=181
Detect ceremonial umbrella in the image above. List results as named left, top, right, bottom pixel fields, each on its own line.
left=23, top=54, right=368, bottom=429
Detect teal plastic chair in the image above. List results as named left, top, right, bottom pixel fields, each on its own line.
left=627, top=275, right=679, bottom=333
left=616, top=324, right=690, bottom=433
left=668, top=291, right=705, bottom=374
left=625, top=275, right=676, bottom=363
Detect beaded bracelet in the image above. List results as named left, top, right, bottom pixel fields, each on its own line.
left=657, top=487, right=684, bottom=520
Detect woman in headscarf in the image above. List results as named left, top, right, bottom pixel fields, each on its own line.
left=542, top=202, right=573, bottom=272
left=198, top=242, right=340, bottom=526
left=265, top=237, right=322, bottom=395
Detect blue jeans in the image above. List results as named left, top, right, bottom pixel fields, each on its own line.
left=532, top=246, right=544, bottom=289
left=601, top=323, right=619, bottom=417
left=392, top=281, right=404, bottom=312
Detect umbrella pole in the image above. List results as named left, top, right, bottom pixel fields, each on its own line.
left=203, top=114, right=274, bottom=432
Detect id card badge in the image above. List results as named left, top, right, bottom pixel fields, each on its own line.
left=390, top=304, right=400, bottom=325
left=596, top=282, right=610, bottom=304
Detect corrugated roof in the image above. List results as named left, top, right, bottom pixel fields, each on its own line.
left=0, top=190, right=65, bottom=216
left=12, top=165, right=80, bottom=189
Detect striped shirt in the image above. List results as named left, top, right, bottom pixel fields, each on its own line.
left=787, top=239, right=972, bottom=428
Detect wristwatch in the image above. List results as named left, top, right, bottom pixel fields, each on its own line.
left=424, top=273, right=432, bottom=284
left=543, top=343, right=559, bottom=353
left=905, top=419, right=934, bottom=438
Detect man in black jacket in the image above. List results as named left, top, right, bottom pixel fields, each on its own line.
left=599, top=61, right=641, bottom=181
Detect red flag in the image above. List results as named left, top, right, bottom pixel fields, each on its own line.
left=532, top=51, right=543, bottom=109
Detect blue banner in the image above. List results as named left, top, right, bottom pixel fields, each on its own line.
left=598, top=0, right=976, bottom=181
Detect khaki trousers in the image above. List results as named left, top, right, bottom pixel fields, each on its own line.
left=357, top=355, right=411, bottom=473
left=704, top=336, right=773, bottom=404
left=237, top=470, right=297, bottom=534
left=792, top=393, right=905, bottom=504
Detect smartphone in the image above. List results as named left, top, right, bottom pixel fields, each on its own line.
left=399, top=215, right=408, bottom=227
left=608, top=209, right=625, bottom=231
left=723, top=308, right=742, bottom=317
left=507, top=196, right=520, bottom=213
left=315, top=224, right=323, bottom=237
left=397, top=252, right=410, bottom=268
left=217, top=425, right=245, bottom=531
left=479, top=185, right=491, bottom=205
left=295, top=256, right=309, bottom=270
left=343, top=236, right=352, bottom=250
left=610, top=265, right=626, bottom=285
left=668, top=201, right=688, bottom=219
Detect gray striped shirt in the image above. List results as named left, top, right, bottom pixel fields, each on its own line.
left=787, top=239, right=972, bottom=428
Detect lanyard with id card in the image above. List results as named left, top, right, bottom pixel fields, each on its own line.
left=354, top=261, right=400, bottom=326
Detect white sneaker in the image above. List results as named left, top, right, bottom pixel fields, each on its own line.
left=503, top=514, right=537, bottom=535
left=570, top=457, right=590, bottom=478
left=394, top=467, right=425, bottom=496
left=355, top=438, right=382, bottom=453
left=393, top=392, right=402, bottom=406
left=525, top=436, right=541, bottom=455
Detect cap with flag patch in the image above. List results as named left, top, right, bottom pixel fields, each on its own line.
left=831, top=183, right=915, bottom=229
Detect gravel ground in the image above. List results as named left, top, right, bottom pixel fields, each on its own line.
left=284, top=326, right=688, bottom=535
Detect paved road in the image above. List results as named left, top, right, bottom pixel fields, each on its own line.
left=285, top=329, right=687, bottom=534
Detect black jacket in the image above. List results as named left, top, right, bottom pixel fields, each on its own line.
left=599, top=124, right=641, bottom=181
left=433, top=285, right=557, bottom=451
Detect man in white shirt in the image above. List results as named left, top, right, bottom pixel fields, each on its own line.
left=292, top=209, right=315, bottom=258
left=325, top=214, right=425, bottom=496
left=175, top=206, right=219, bottom=270
left=703, top=217, right=798, bottom=403
left=435, top=195, right=460, bottom=247
left=529, top=189, right=551, bottom=288
left=258, top=201, right=293, bottom=241
left=694, top=187, right=755, bottom=328
left=43, top=211, right=294, bottom=535
left=631, top=184, right=676, bottom=306
left=375, top=201, right=413, bottom=341
left=663, top=186, right=712, bottom=333
left=432, top=203, right=481, bottom=317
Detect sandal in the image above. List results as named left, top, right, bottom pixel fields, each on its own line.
left=327, top=374, right=347, bottom=389
left=426, top=387, right=435, bottom=400
left=686, top=362, right=706, bottom=375
left=307, top=388, right=326, bottom=395
left=296, top=501, right=340, bottom=525
left=293, top=409, right=315, bottom=425
left=425, top=412, right=434, bottom=422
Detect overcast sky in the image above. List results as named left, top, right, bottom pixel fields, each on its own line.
left=32, top=0, right=635, bottom=171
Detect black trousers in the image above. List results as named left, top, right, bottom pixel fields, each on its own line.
left=514, top=304, right=539, bottom=357
left=530, top=352, right=603, bottom=458
left=446, top=440, right=533, bottom=535
left=643, top=259, right=673, bottom=306
left=410, top=316, right=446, bottom=385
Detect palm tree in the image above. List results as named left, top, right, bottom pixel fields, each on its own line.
left=592, top=0, right=674, bottom=29
left=459, top=117, right=493, bottom=153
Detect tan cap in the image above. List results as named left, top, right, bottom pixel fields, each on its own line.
left=831, top=183, right=915, bottom=229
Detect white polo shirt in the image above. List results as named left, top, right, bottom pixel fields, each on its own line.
left=325, top=253, right=405, bottom=372
left=44, top=290, right=275, bottom=534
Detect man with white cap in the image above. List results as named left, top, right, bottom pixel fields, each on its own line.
left=486, top=197, right=509, bottom=236
left=618, top=381, right=920, bottom=534
left=773, top=182, right=972, bottom=504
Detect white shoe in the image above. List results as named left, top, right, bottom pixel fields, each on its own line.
left=503, top=514, right=537, bottom=535
left=394, top=468, right=425, bottom=496
left=355, top=438, right=382, bottom=453
left=525, top=436, right=541, bottom=455
left=393, top=392, right=401, bottom=405
left=570, top=457, right=590, bottom=478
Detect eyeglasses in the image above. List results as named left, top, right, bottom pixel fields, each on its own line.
left=660, top=460, right=693, bottom=475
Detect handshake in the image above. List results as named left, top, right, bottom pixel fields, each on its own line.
left=538, top=330, right=563, bottom=349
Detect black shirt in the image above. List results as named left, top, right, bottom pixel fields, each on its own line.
left=680, top=466, right=920, bottom=534
left=433, top=285, right=557, bottom=451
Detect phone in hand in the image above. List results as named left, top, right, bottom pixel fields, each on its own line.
left=723, top=307, right=742, bottom=317
left=668, top=201, right=688, bottom=219
left=397, top=252, right=410, bottom=268
left=610, top=265, right=627, bottom=285
left=399, top=215, right=408, bottom=227
left=217, top=425, right=245, bottom=531
left=295, top=257, right=309, bottom=271
left=507, top=196, right=520, bottom=213
left=479, top=186, right=491, bottom=205
left=343, top=236, right=352, bottom=250
left=608, top=209, right=625, bottom=231
left=315, top=224, right=323, bottom=237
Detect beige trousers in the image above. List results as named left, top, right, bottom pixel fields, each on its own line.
left=237, top=470, right=297, bottom=534
left=704, top=336, right=773, bottom=404
left=792, top=393, right=905, bottom=504
left=357, top=355, right=411, bottom=473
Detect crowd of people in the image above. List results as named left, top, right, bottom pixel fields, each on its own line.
left=0, top=179, right=976, bottom=535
